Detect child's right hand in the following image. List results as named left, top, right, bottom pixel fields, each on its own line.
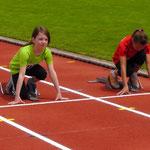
left=55, top=92, right=69, bottom=101
left=117, top=85, right=130, bottom=95
left=8, top=96, right=25, bottom=105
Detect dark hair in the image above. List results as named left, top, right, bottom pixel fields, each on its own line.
left=132, top=29, right=148, bottom=45
left=24, top=26, right=50, bottom=46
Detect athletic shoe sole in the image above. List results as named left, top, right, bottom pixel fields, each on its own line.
left=109, top=71, right=120, bottom=89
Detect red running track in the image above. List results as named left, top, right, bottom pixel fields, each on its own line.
left=0, top=41, right=150, bottom=150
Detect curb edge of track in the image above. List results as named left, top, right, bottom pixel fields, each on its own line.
left=0, top=36, right=148, bottom=78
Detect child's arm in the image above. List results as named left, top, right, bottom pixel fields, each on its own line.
left=120, top=56, right=128, bottom=87
left=46, top=64, right=68, bottom=100
left=146, top=54, right=150, bottom=77
left=15, top=67, right=26, bottom=99
left=117, top=56, right=130, bottom=95
left=8, top=67, right=26, bottom=104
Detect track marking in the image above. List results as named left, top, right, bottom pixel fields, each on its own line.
left=98, top=92, right=150, bottom=99
left=0, top=118, right=15, bottom=122
left=1, top=92, right=150, bottom=109
left=0, top=65, right=7, bottom=67
left=0, top=66, right=9, bottom=72
left=0, top=116, right=71, bottom=150
left=67, top=61, right=75, bottom=63
left=0, top=98, right=90, bottom=108
left=61, top=89, right=82, bottom=93
left=119, top=107, right=135, bottom=110
left=1, top=66, right=150, bottom=119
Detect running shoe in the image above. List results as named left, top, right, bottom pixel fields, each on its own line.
left=27, top=92, right=39, bottom=101
left=129, top=72, right=139, bottom=89
left=27, top=78, right=39, bottom=101
left=109, top=70, right=120, bottom=89
left=5, top=77, right=14, bottom=95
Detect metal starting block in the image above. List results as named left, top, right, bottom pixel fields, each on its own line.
left=88, top=77, right=114, bottom=89
left=88, top=77, right=140, bottom=92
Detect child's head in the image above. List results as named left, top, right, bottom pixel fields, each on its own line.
left=131, top=29, right=148, bottom=51
left=24, top=26, right=50, bottom=46
left=32, top=26, right=50, bottom=44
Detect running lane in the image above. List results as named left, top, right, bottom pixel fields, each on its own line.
left=0, top=41, right=150, bottom=150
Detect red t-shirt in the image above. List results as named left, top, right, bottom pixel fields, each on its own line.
left=113, top=35, right=150, bottom=64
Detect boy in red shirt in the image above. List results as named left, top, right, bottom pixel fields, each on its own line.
left=110, top=29, right=150, bottom=95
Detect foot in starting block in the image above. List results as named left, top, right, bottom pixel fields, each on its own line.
left=89, top=77, right=140, bottom=92
left=88, top=77, right=114, bottom=89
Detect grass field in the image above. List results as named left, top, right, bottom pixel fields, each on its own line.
left=1, top=0, right=150, bottom=62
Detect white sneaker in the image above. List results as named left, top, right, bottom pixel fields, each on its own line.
left=109, top=70, right=120, bottom=89
left=129, top=72, right=139, bottom=89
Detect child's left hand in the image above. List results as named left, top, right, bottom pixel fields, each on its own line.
left=55, top=93, right=69, bottom=101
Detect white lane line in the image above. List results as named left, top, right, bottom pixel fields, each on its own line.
left=1, top=67, right=150, bottom=118
left=40, top=77, right=150, bottom=119
left=0, top=98, right=90, bottom=108
left=99, top=92, right=150, bottom=99
left=1, top=92, right=150, bottom=109
left=0, top=116, right=71, bottom=150
left=0, top=66, right=10, bottom=72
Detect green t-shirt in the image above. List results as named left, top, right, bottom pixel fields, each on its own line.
left=10, top=44, right=53, bottom=74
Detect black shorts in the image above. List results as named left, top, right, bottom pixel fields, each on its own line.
left=115, top=50, right=146, bottom=77
left=12, top=64, right=47, bottom=99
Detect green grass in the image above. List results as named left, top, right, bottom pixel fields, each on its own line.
left=1, top=0, right=150, bottom=64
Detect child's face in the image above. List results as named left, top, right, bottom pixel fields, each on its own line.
left=32, top=32, right=48, bottom=50
left=132, top=40, right=146, bottom=51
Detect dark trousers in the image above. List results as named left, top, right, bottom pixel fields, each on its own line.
left=115, top=50, right=146, bottom=77
left=12, top=64, right=47, bottom=99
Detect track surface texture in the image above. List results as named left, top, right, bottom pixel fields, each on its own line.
left=0, top=41, right=150, bottom=150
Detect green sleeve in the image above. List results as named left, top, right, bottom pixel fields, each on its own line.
left=19, top=47, right=30, bottom=67
left=44, top=48, right=53, bottom=65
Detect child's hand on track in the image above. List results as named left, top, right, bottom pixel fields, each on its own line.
left=8, top=96, right=25, bottom=105
left=55, top=93, right=69, bottom=101
left=117, top=86, right=130, bottom=95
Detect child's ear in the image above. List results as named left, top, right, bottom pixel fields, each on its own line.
left=32, top=37, right=35, bottom=44
left=131, top=38, right=135, bottom=43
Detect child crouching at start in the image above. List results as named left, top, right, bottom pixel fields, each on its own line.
left=6, top=26, right=68, bottom=105
left=109, top=29, right=150, bottom=95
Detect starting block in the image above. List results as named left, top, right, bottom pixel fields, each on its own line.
left=88, top=77, right=140, bottom=92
